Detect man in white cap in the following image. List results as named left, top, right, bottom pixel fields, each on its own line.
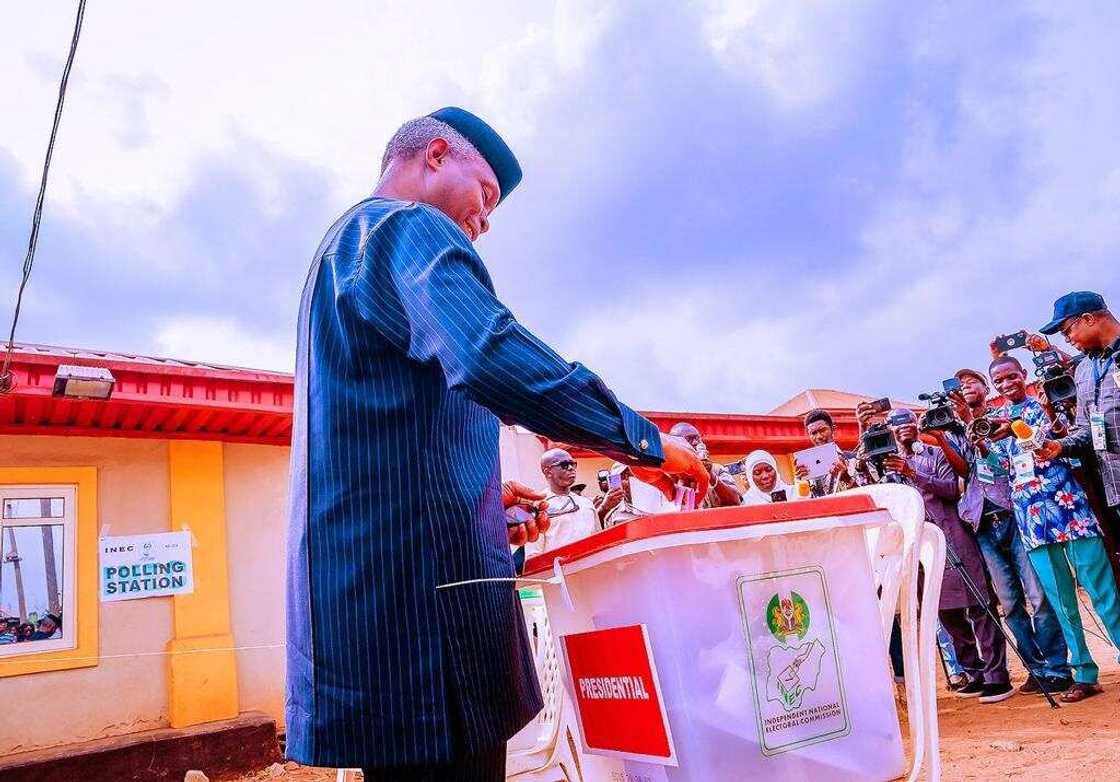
left=524, top=449, right=601, bottom=556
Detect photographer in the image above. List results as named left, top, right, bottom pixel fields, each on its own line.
left=880, top=408, right=1013, bottom=703
left=987, top=353, right=1120, bottom=702
left=955, top=368, right=1071, bottom=694
left=669, top=422, right=743, bottom=507
left=1039, top=292, right=1120, bottom=543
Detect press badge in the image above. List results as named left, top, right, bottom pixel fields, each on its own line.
left=1091, top=410, right=1108, bottom=451
left=976, top=458, right=995, bottom=485
left=1012, top=452, right=1035, bottom=486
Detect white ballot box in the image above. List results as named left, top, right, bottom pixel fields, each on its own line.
left=522, top=495, right=905, bottom=782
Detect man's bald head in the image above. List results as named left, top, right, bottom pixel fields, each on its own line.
left=540, top=448, right=577, bottom=493
left=669, top=422, right=706, bottom=456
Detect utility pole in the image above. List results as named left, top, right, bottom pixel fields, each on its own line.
left=42, top=525, right=60, bottom=616
left=5, top=527, right=27, bottom=621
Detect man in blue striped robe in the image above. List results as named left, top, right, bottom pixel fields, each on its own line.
left=286, top=107, right=706, bottom=780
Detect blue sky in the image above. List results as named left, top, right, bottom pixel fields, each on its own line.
left=1, top=2, right=1117, bottom=413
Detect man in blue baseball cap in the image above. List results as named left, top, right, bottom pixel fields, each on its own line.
left=286, top=108, right=708, bottom=780
left=1039, top=291, right=1120, bottom=510
left=1033, top=291, right=1120, bottom=701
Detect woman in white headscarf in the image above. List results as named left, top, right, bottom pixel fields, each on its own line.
left=741, top=449, right=795, bottom=505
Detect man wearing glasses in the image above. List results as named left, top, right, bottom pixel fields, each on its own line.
left=524, top=449, right=601, bottom=556
left=1040, top=292, right=1120, bottom=523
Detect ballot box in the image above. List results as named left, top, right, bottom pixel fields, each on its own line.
left=522, top=495, right=905, bottom=782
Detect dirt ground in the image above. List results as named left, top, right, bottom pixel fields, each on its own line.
left=236, top=615, right=1120, bottom=782
left=923, top=617, right=1120, bottom=781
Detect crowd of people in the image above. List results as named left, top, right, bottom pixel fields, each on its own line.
left=516, top=290, right=1120, bottom=706
left=0, top=611, right=62, bottom=644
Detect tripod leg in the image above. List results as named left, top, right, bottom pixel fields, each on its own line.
left=943, top=541, right=1061, bottom=709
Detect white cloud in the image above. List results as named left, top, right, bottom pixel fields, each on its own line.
left=153, top=316, right=293, bottom=372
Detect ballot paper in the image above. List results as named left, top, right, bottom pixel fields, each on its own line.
left=792, top=443, right=842, bottom=480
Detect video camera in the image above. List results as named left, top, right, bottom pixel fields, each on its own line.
left=917, top=377, right=964, bottom=434
left=970, top=414, right=1011, bottom=439
left=1033, top=350, right=1077, bottom=424
left=859, top=420, right=908, bottom=484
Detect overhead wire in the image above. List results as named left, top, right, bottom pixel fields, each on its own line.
left=0, top=0, right=88, bottom=393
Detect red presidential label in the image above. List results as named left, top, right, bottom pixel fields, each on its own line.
left=561, top=624, right=676, bottom=764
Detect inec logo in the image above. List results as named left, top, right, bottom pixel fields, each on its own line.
left=763, top=590, right=826, bottom=711
left=766, top=591, right=810, bottom=643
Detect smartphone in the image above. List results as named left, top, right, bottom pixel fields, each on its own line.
left=596, top=469, right=610, bottom=493
left=942, top=377, right=962, bottom=393
left=607, top=472, right=623, bottom=492
left=770, top=490, right=788, bottom=503
left=868, top=397, right=892, bottom=414
left=725, top=461, right=745, bottom=476
left=993, top=330, right=1028, bottom=352
left=505, top=505, right=533, bottom=527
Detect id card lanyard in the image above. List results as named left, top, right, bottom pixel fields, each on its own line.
left=1092, top=352, right=1116, bottom=408
left=1090, top=350, right=1116, bottom=451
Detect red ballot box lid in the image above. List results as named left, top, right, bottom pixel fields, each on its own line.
left=522, top=494, right=877, bottom=577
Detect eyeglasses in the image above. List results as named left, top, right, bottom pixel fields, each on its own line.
left=1059, top=314, right=1086, bottom=340
left=548, top=460, right=577, bottom=470
left=545, top=494, right=579, bottom=518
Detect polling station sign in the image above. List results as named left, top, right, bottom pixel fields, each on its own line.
left=100, top=531, right=194, bottom=602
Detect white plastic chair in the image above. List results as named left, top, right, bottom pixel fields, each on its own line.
left=506, top=604, right=580, bottom=781
left=336, top=769, right=357, bottom=781
left=845, top=483, right=930, bottom=782
left=915, top=523, right=946, bottom=782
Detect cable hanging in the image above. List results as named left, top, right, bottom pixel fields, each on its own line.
left=0, top=0, right=88, bottom=393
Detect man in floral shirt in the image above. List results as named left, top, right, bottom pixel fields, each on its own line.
left=988, top=355, right=1120, bottom=702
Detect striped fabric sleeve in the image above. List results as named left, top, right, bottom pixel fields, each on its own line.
left=345, top=203, right=664, bottom=466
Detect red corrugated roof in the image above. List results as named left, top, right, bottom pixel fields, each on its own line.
left=0, top=343, right=293, bottom=446
left=0, top=344, right=873, bottom=452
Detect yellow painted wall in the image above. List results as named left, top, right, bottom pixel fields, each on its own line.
left=166, top=441, right=239, bottom=728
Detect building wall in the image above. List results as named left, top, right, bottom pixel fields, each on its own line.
left=223, top=442, right=290, bottom=728
left=0, top=435, right=173, bottom=755
left=0, top=435, right=293, bottom=755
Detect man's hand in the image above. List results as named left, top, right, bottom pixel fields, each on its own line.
left=1026, top=333, right=1052, bottom=352
left=882, top=454, right=916, bottom=478
left=596, top=487, right=625, bottom=523
left=794, top=462, right=809, bottom=480
left=1038, top=440, right=1063, bottom=461
left=632, top=433, right=710, bottom=502
left=948, top=391, right=972, bottom=424
left=830, top=456, right=848, bottom=479
left=502, top=481, right=549, bottom=546
left=855, top=401, right=878, bottom=429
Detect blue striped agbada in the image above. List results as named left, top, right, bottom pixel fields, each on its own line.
left=286, top=197, right=663, bottom=768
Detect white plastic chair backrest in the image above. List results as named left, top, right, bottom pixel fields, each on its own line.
left=843, top=483, right=927, bottom=782
left=849, top=484, right=925, bottom=634
left=916, top=523, right=946, bottom=782
left=535, top=612, right=563, bottom=746
left=512, top=608, right=564, bottom=757
left=865, top=522, right=905, bottom=637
